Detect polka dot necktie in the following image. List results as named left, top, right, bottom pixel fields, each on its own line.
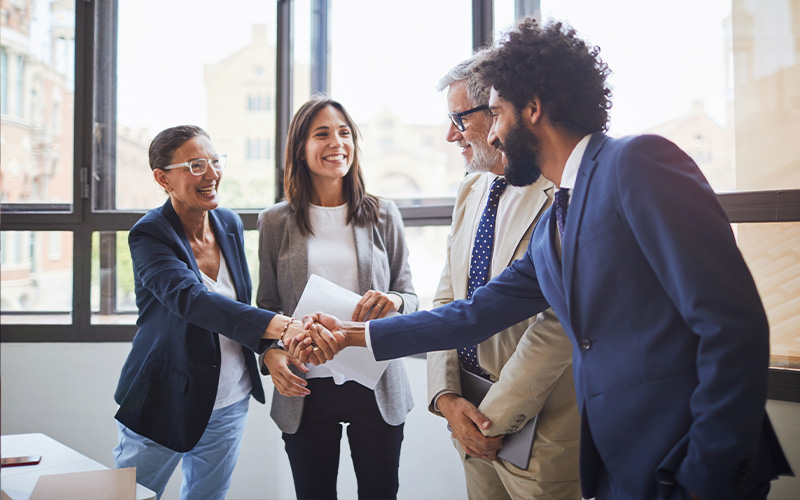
left=458, top=177, right=508, bottom=378
left=554, top=188, right=570, bottom=243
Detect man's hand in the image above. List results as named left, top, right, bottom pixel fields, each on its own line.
left=262, top=349, right=310, bottom=397
left=284, top=313, right=347, bottom=365
left=438, top=393, right=504, bottom=460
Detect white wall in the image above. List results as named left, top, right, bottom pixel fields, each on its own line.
left=2, top=343, right=799, bottom=499
left=0, top=343, right=466, bottom=500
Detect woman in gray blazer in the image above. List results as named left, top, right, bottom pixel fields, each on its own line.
left=257, top=95, right=417, bottom=500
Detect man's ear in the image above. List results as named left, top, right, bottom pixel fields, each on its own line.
left=523, top=96, right=542, bottom=127
left=153, top=168, right=171, bottom=192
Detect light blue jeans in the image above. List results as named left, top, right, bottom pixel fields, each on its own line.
left=114, top=396, right=249, bottom=500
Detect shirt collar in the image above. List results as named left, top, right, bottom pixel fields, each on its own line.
left=558, top=134, right=592, bottom=191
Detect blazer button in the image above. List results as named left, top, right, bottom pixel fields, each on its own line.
left=580, top=338, right=592, bottom=350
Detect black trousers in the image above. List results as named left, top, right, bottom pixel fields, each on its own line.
left=282, top=378, right=405, bottom=500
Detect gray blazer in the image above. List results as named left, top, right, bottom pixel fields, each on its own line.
left=257, top=199, right=417, bottom=433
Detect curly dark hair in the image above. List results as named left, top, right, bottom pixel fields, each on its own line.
left=476, top=18, right=612, bottom=135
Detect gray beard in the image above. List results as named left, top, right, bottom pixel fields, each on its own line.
left=465, top=143, right=502, bottom=174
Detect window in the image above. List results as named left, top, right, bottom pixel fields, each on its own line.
left=737, top=222, right=800, bottom=370
left=0, top=231, right=72, bottom=323
left=0, top=0, right=74, bottom=207
left=1, top=47, right=8, bottom=113
left=328, top=0, right=471, bottom=201
left=1, top=0, right=797, bottom=397
left=114, top=0, right=276, bottom=211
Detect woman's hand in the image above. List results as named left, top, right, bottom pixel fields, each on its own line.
left=262, top=349, right=310, bottom=397
left=279, top=318, right=306, bottom=346
left=351, top=290, right=402, bottom=321
left=285, top=321, right=343, bottom=365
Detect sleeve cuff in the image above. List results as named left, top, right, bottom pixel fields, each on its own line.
left=432, top=389, right=458, bottom=412
left=365, top=321, right=374, bottom=353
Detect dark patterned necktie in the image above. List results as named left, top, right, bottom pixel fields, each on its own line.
left=554, top=188, right=570, bottom=242
left=458, top=177, right=508, bottom=378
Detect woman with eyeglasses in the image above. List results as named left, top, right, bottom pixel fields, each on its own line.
left=112, top=125, right=311, bottom=500
left=257, top=95, right=417, bottom=500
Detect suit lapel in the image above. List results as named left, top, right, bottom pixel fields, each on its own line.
left=162, top=199, right=201, bottom=280
left=492, top=178, right=551, bottom=277
left=353, top=221, right=373, bottom=293
left=541, top=205, right=565, bottom=302
left=287, top=211, right=310, bottom=306
left=210, top=210, right=247, bottom=303
left=562, top=133, right=610, bottom=304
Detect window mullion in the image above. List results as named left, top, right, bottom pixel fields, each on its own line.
left=71, top=0, right=97, bottom=331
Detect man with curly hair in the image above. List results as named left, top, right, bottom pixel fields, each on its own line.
left=428, top=51, right=580, bottom=499
left=296, top=18, right=792, bottom=500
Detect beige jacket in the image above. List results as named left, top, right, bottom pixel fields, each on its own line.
left=427, top=173, right=580, bottom=481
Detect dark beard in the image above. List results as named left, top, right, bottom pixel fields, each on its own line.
left=503, top=120, right=542, bottom=187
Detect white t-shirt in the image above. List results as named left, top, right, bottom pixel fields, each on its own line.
left=200, top=252, right=252, bottom=409
left=305, top=204, right=359, bottom=384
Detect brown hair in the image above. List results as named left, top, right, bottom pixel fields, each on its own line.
left=284, top=94, right=379, bottom=236
left=148, top=125, right=210, bottom=171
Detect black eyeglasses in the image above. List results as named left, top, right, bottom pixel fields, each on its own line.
left=447, top=104, right=488, bottom=132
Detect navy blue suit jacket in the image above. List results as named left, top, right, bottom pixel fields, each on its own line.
left=114, top=199, right=274, bottom=452
left=369, top=133, right=791, bottom=499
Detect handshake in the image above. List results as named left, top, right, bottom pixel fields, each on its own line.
left=282, top=312, right=368, bottom=366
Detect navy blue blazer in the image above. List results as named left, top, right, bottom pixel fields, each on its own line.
left=114, top=199, right=275, bottom=452
left=369, top=133, right=791, bottom=499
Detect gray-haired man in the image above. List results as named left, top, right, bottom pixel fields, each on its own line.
left=426, top=53, right=580, bottom=500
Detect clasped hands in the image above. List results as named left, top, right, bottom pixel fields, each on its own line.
left=277, top=312, right=347, bottom=365
left=264, top=290, right=394, bottom=397
left=280, top=289, right=397, bottom=365
left=263, top=313, right=350, bottom=398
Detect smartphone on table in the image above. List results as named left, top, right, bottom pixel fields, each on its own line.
left=1, top=455, right=42, bottom=467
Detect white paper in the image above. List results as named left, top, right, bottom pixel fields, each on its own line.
left=292, top=274, right=393, bottom=389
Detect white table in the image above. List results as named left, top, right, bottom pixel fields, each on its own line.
left=0, top=433, right=155, bottom=500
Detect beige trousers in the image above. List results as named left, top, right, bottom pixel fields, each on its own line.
left=455, top=438, right=581, bottom=500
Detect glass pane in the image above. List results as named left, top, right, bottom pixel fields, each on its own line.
left=403, top=226, right=452, bottom=311
left=114, top=0, right=277, bottom=211
left=494, top=0, right=518, bottom=41
left=1, top=231, right=72, bottom=324
left=537, top=0, right=734, bottom=193
left=536, top=0, right=799, bottom=193
left=736, top=222, right=800, bottom=370
left=329, top=0, right=472, bottom=201
left=730, top=2, right=800, bottom=191
left=91, top=231, right=136, bottom=324
left=0, top=0, right=74, bottom=206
